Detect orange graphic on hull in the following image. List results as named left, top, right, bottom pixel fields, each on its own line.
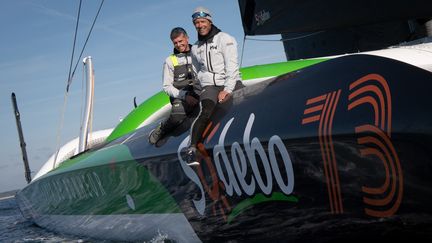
left=195, top=122, right=231, bottom=221
left=302, top=90, right=343, bottom=214
left=349, top=73, right=403, bottom=217
left=302, top=73, right=403, bottom=217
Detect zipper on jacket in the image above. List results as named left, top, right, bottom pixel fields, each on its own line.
left=205, top=42, right=210, bottom=71
left=206, top=42, right=216, bottom=85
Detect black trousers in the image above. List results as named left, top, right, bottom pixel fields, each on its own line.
left=189, top=85, right=224, bottom=146
left=161, top=96, right=196, bottom=133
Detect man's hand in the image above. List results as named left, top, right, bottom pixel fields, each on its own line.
left=218, top=90, right=231, bottom=103
left=185, top=94, right=199, bottom=106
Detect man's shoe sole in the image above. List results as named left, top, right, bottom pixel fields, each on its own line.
left=187, top=161, right=200, bottom=166
left=148, top=129, right=156, bottom=144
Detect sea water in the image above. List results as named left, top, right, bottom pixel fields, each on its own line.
left=0, top=193, right=92, bottom=242
left=0, top=192, right=169, bottom=243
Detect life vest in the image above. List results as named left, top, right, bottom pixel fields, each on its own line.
left=169, top=52, right=195, bottom=90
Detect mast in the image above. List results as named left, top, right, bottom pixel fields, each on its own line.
left=11, top=93, right=32, bottom=184
left=78, top=56, right=95, bottom=153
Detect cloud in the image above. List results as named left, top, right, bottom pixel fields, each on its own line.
left=29, top=1, right=161, bottom=46
left=0, top=54, right=59, bottom=80
left=30, top=1, right=77, bottom=22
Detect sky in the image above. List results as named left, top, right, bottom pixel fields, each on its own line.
left=0, top=0, right=286, bottom=193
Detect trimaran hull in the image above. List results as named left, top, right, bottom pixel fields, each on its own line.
left=16, top=53, right=432, bottom=241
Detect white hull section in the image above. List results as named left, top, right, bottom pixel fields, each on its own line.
left=319, top=42, right=432, bottom=72
left=364, top=42, right=432, bottom=72
left=33, top=128, right=114, bottom=181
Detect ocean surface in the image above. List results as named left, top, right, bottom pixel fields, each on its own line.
left=0, top=191, right=167, bottom=243
left=3, top=190, right=432, bottom=242
left=0, top=191, right=96, bottom=242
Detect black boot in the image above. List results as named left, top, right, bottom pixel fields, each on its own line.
left=148, top=124, right=165, bottom=145
left=185, top=146, right=200, bottom=166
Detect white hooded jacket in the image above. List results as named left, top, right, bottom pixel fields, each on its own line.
left=191, top=30, right=241, bottom=93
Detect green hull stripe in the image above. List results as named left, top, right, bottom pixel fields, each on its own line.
left=106, top=58, right=328, bottom=142
left=227, top=192, right=298, bottom=224
left=27, top=144, right=181, bottom=215
left=240, top=59, right=327, bottom=80
left=106, top=92, right=169, bottom=142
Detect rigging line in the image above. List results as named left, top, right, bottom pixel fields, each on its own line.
left=280, top=31, right=325, bottom=41
left=240, top=35, right=246, bottom=68
left=66, top=0, right=83, bottom=92
left=245, top=31, right=326, bottom=42
left=69, top=0, right=105, bottom=85
left=245, top=37, right=281, bottom=42
left=53, top=0, right=83, bottom=168
left=52, top=91, right=69, bottom=169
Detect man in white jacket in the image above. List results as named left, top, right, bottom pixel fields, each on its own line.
left=149, top=27, right=200, bottom=145
left=186, top=6, right=242, bottom=165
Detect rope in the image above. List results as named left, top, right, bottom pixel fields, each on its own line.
left=69, top=0, right=105, bottom=88
left=244, top=30, right=325, bottom=42
left=240, top=35, right=246, bottom=68
left=66, top=0, right=82, bottom=92
left=53, top=0, right=104, bottom=167
left=244, top=37, right=281, bottom=42
left=52, top=0, right=83, bottom=168
left=280, top=31, right=325, bottom=41
left=52, top=91, right=69, bottom=169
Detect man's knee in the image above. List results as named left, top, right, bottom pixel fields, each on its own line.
left=170, top=113, right=186, bottom=125
left=200, top=99, right=216, bottom=119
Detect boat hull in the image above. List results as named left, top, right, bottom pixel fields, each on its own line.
left=17, top=54, right=432, bottom=241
